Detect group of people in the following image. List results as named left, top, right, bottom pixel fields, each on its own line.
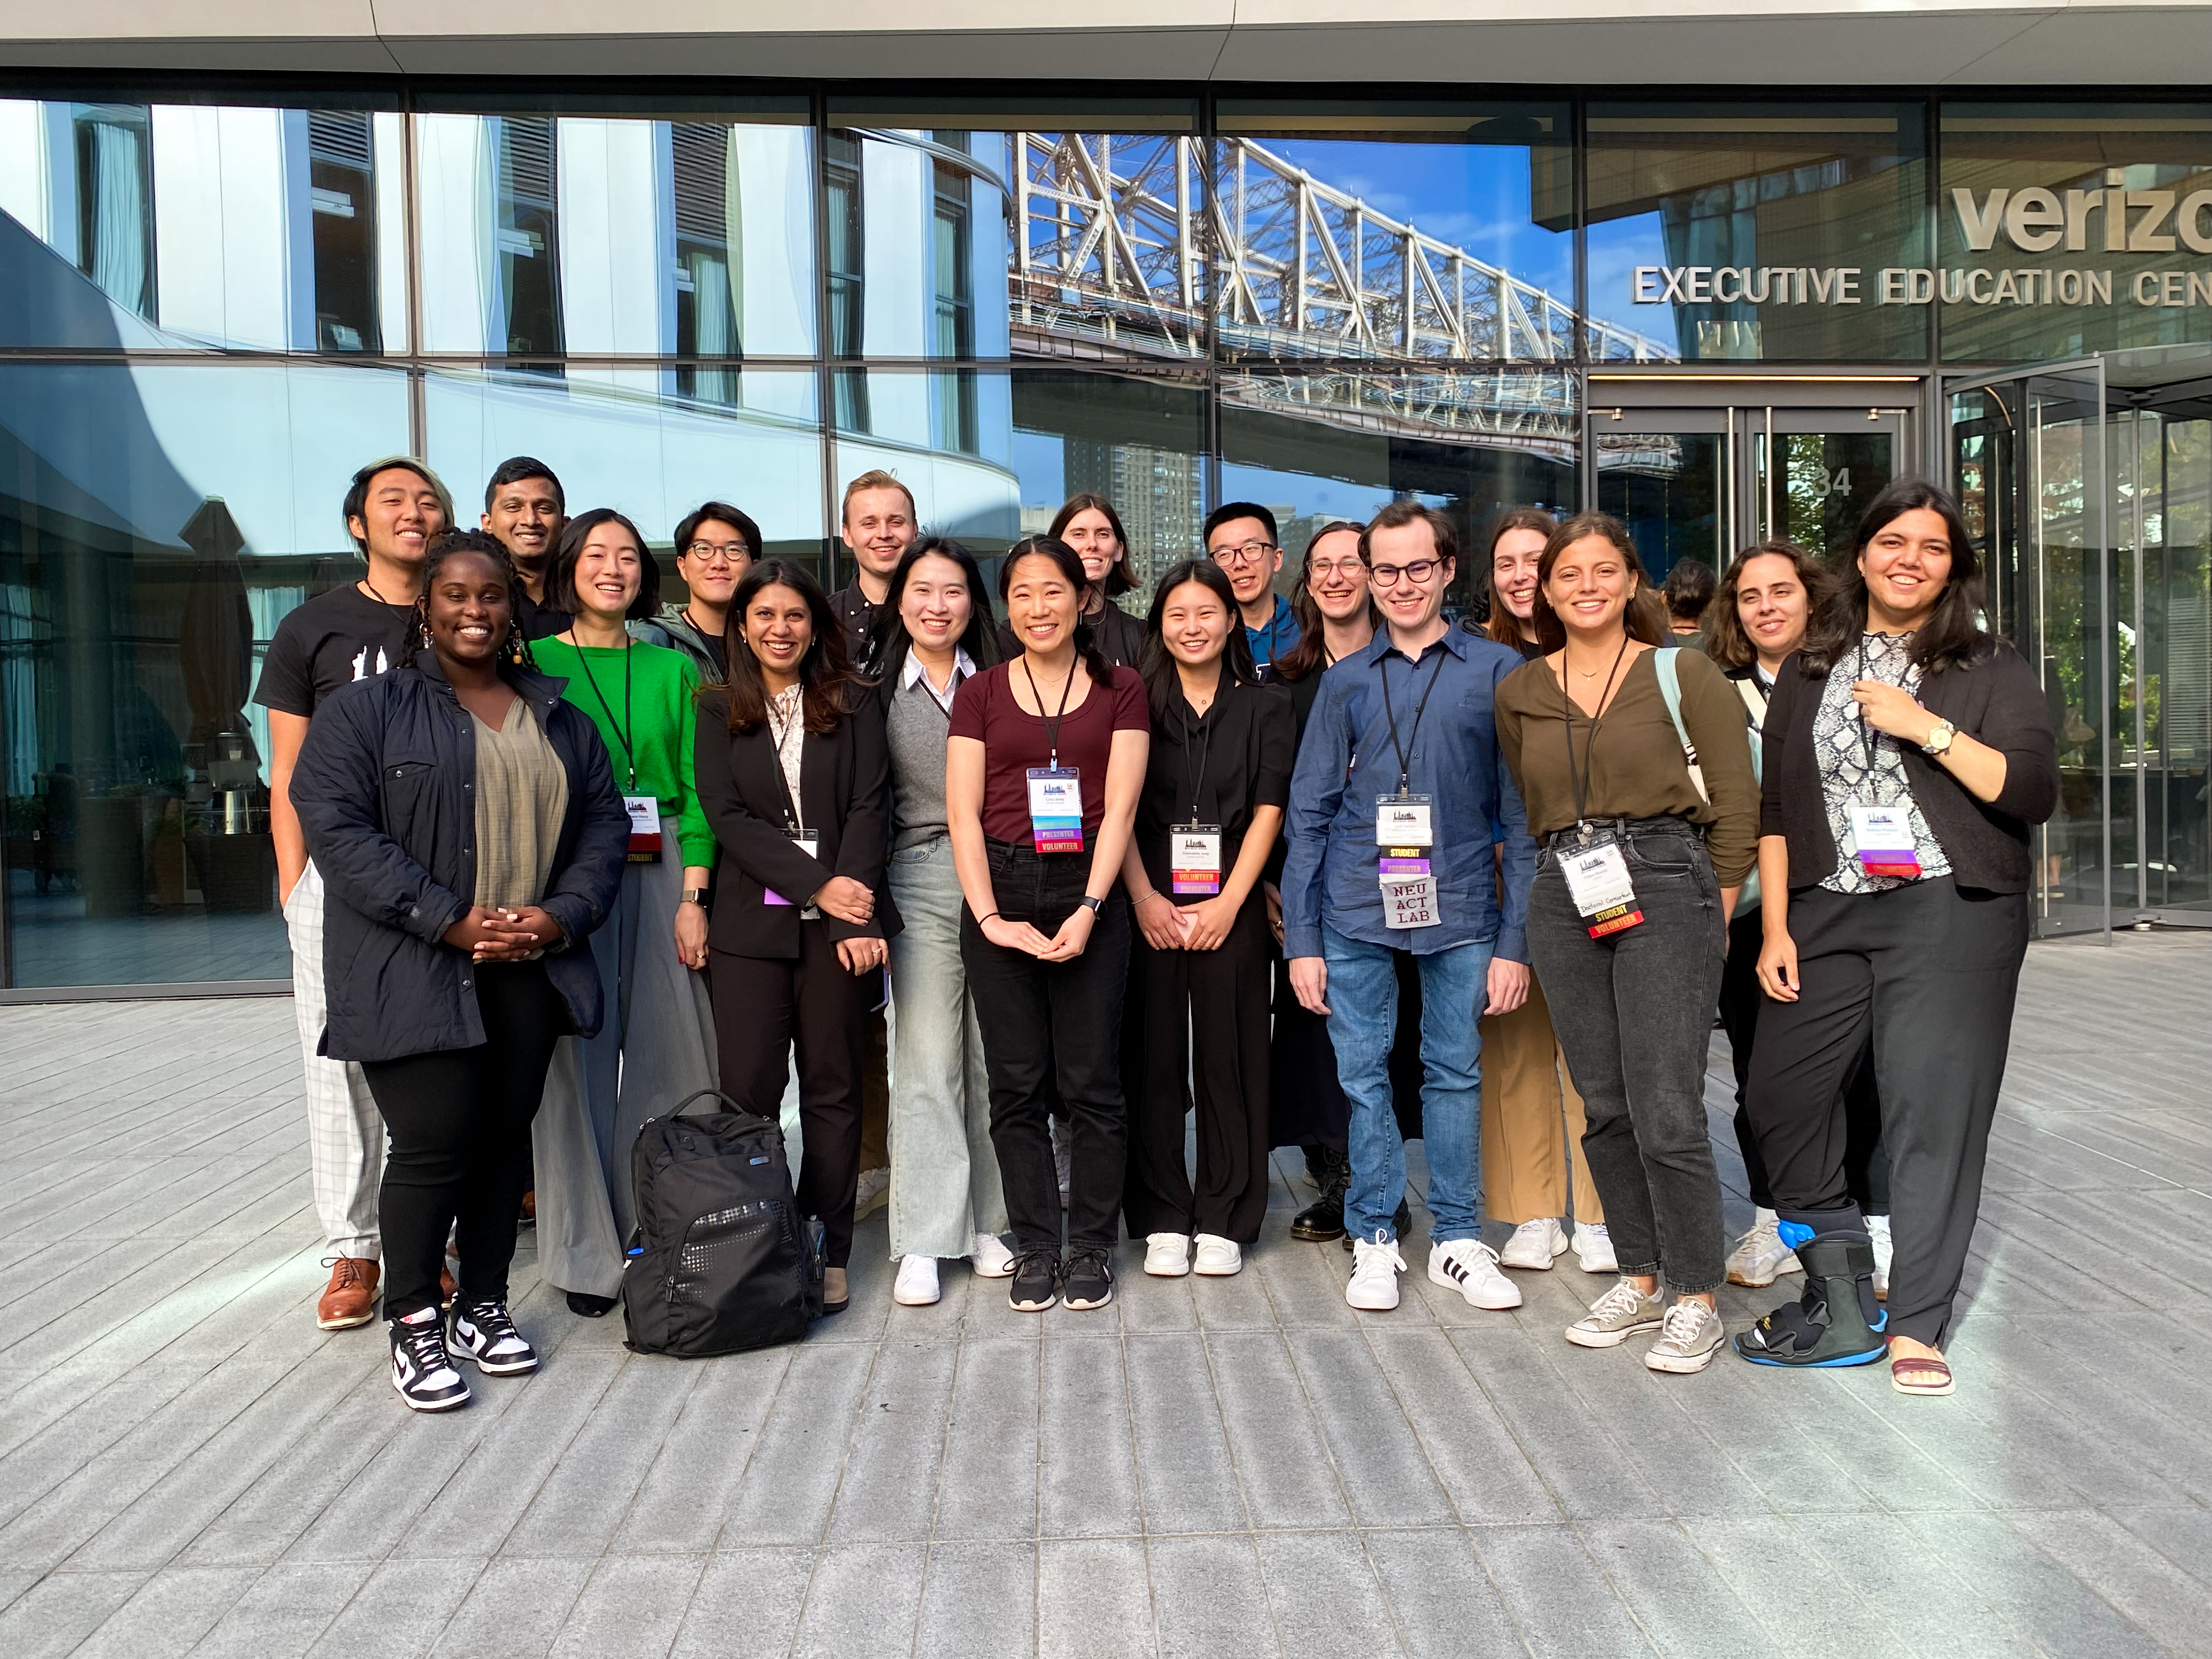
left=264, top=452, right=2057, bottom=1412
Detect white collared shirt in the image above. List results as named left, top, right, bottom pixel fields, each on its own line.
left=901, top=647, right=976, bottom=713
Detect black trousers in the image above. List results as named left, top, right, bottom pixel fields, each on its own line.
left=711, top=926, right=871, bottom=1269
left=361, top=961, right=567, bottom=1322
left=1720, top=906, right=1889, bottom=1215
left=1268, top=949, right=1424, bottom=1152
left=961, top=840, right=1132, bottom=1254
left=1744, top=878, right=2030, bottom=1348
left=1122, top=890, right=1274, bottom=1243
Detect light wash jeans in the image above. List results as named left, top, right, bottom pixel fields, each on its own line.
left=886, top=837, right=1007, bottom=1259
left=1322, top=924, right=1490, bottom=1245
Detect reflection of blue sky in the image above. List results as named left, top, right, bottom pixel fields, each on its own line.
left=1013, top=430, right=1065, bottom=512
left=1222, top=462, right=1446, bottom=527
left=1586, top=210, right=1680, bottom=352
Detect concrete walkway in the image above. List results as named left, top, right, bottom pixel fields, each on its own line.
left=0, top=931, right=2206, bottom=1658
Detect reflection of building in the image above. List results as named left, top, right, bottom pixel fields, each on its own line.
left=1065, top=438, right=1204, bottom=590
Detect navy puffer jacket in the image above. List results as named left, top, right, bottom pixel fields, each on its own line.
left=292, top=653, right=629, bottom=1063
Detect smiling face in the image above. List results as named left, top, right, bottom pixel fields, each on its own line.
left=1205, top=515, right=1281, bottom=608
left=898, top=553, right=973, bottom=657
left=571, top=525, right=643, bottom=623
left=1542, top=533, right=1640, bottom=641
left=1858, top=506, right=1953, bottom=628
left=1366, top=518, right=1454, bottom=634
left=1003, top=552, right=1080, bottom=657
left=1304, top=528, right=1369, bottom=624
left=676, top=517, right=753, bottom=609
left=1490, top=526, right=1547, bottom=625
left=425, top=551, right=512, bottom=669
left=481, top=476, right=565, bottom=572
left=350, top=467, right=448, bottom=573
left=1160, top=578, right=1233, bottom=671
left=1059, top=508, right=1125, bottom=587
left=841, top=486, right=917, bottom=581
left=1735, top=552, right=1811, bottom=665
left=741, top=581, right=816, bottom=686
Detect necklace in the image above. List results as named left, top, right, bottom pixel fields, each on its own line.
left=359, top=575, right=413, bottom=607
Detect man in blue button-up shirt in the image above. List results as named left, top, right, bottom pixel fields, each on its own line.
left=1282, top=501, right=1538, bottom=1314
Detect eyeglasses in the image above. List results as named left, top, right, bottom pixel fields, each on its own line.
left=1370, top=558, right=1443, bottom=587
left=1209, top=539, right=1277, bottom=568
left=685, top=541, right=752, bottom=565
left=1308, top=558, right=1366, bottom=581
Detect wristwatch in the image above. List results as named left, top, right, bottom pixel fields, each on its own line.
left=1921, top=719, right=1957, bottom=758
left=681, top=887, right=711, bottom=905
left=1077, top=895, right=1105, bottom=913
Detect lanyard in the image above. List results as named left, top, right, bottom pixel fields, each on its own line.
left=1379, top=644, right=1447, bottom=796
left=569, top=634, right=636, bottom=790
left=1021, top=656, right=1079, bottom=767
left=1560, top=633, right=1633, bottom=831
left=912, top=658, right=961, bottom=723
left=1178, top=680, right=1220, bottom=822
left=769, top=687, right=806, bottom=834
left=1855, top=633, right=1917, bottom=796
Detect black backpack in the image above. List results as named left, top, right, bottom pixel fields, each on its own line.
left=621, top=1089, right=823, bottom=1357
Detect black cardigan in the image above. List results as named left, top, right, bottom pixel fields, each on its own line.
left=694, top=688, right=901, bottom=959
left=1760, top=639, right=2059, bottom=895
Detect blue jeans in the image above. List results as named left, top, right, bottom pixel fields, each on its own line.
left=1322, top=925, right=1489, bottom=1244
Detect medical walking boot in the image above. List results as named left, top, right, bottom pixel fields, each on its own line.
left=1733, top=1229, right=1887, bottom=1368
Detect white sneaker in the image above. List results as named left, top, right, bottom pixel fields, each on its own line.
left=1143, top=1233, right=1191, bottom=1277
left=1574, top=1222, right=1618, bottom=1275
left=1868, top=1214, right=1893, bottom=1302
left=1427, top=1239, right=1523, bottom=1309
left=1500, top=1217, right=1570, bottom=1271
left=854, top=1166, right=891, bottom=1221
left=1192, top=1234, right=1242, bottom=1277
left=972, top=1233, right=1016, bottom=1278
left=893, top=1255, right=941, bottom=1306
left=1346, top=1233, right=1406, bottom=1311
left=1724, top=1207, right=1802, bottom=1288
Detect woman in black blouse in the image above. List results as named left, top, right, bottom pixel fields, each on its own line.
left=1118, top=559, right=1296, bottom=1278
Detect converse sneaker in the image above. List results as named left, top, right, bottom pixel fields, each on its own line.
left=1428, top=1239, right=1523, bottom=1309
left=1573, top=1222, right=1617, bottom=1275
left=1008, top=1248, right=1060, bottom=1313
left=1191, top=1235, right=1242, bottom=1277
left=893, top=1255, right=941, bottom=1306
left=1346, top=1232, right=1406, bottom=1311
left=1725, top=1208, right=1802, bottom=1288
left=1499, top=1218, right=1570, bottom=1271
left=389, top=1306, right=471, bottom=1411
left=1868, top=1214, right=1893, bottom=1302
left=853, top=1166, right=891, bottom=1221
left=1564, top=1278, right=1666, bottom=1348
left=1062, top=1246, right=1114, bottom=1311
left=1143, top=1234, right=1192, bottom=1277
left=972, top=1233, right=1016, bottom=1278
left=449, top=1297, right=539, bottom=1376
left=1643, top=1300, right=1725, bottom=1374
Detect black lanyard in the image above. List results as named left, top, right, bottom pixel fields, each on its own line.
left=1560, top=633, right=1633, bottom=831
left=769, top=688, right=806, bottom=833
left=1379, top=645, right=1447, bottom=796
left=1178, top=679, right=1220, bottom=822
left=569, top=635, right=636, bottom=790
left=912, top=658, right=961, bottom=723
left=1021, top=656, right=1079, bottom=767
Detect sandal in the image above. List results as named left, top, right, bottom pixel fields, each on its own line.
left=1890, top=1354, right=1954, bottom=1396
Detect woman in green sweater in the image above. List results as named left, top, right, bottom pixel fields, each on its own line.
left=529, top=508, right=720, bottom=1316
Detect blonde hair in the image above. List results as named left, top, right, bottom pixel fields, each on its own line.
left=840, top=468, right=916, bottom=527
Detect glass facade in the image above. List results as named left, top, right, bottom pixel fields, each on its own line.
left=2, top=83, right=2208, bottom=988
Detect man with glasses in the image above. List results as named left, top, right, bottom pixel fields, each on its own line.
left=1205, top=501, right=1300, bottom=672
left=480, top=456, right=570, bottom=638
left=1281, top=501, right=1537, bottom=1314
left=653, top=500, right=760, bottom=682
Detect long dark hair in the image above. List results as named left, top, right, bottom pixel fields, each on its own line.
left=723, top=560, right=866, bottom=734
left=1530, top=511, right=1670, bottom=654
left=1046, top=492, right=1136, bottom=598
left=1799, top=478, right=1992, bottom=678
left=1273, top=521, right=1373, bottom=683
left=1706, top=539, right=1830, bottom=672
left=1483, top=506, right=1559, bottom=647
left=1138, top=559, right=1259, bottom=712
left=547, top=507, right=663, bottom=622
left=997, top=537, right=1115, bottom=685
left=870, top=537, right=1003, bottom=687
left=416, top=529, right=533, bottom=670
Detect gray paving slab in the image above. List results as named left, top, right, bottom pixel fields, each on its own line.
left=1036, top=1537, right=1156, bottom=1659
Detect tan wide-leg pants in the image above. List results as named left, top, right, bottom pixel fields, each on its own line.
left=1479, top=969, right=1604, bottom=1225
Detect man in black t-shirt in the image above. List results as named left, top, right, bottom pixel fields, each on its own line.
left=481, top=455, right=570, bottom=641
left=832, top=468, right=918, bottom=668
left=255, top=456, right=451, bottom=1333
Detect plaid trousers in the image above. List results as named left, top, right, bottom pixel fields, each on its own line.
left=286, top=860, right=383, bottom=1260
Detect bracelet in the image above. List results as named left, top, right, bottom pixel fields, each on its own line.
left=977, top=911, right=1000, bottom=923
left=1134, top=890, right=1167, bottom=908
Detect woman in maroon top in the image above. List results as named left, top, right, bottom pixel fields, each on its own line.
left=948, top=537, right=1149, bottom=1314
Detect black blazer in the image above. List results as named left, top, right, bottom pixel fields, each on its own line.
left=694, top=688, right=901, bottom=959
left=1761, top=639, right=2059, bottom=896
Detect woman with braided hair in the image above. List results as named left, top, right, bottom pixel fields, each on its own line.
left=291, top=529, right=629, bottom=1409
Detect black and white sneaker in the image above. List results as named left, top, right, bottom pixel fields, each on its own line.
left=450, top=1297, right=540, bottom=1376
left=1062, top=1246, right=1114, bottom=1311
left=1008, top=1248, right=1060, bottom=1312
left=389, top=1306, right=471, bottom=1411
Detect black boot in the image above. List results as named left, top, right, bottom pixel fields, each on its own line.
left=1292, top=1148, right=1349, bottom=1241
left=1341, top=1194, right=1415, bottom=1253
left=1733, top=1231, right=1887, bottom=1367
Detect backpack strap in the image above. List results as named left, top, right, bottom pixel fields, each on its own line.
left=1651, top=647, right=1709, bottom=804
left=669, top=1087, right=780, bottom=1133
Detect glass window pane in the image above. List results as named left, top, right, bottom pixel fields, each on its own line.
left=0, top=360, right=410, bottom=988
left=0, top=96, right=408, bottom=352
left=830, top=367, right=1021, bottom=562
left=1585, top=103, right=1930, bottom=363
left=414, top=102, right=816, bottom=359
left=1211, top=101, right=1575, bottom=366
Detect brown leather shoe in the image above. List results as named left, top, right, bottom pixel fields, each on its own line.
left=439, top=1265, right=458, bottom=1311
left=316, top=1257, right=380, bottom=1330
left=520, top=1189, right=537, bottom=1224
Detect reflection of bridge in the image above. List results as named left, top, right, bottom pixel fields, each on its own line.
left=1007, top=132, right=1667, bottom=458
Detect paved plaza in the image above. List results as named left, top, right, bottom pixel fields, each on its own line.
left=0, top=930, right=2206, bottom=1658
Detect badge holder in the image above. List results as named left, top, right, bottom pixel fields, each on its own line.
left=623, top=795, right=664, bottom=864
left=1375, top=792, right=1440, bottom=931
left=763, top=827, right=823, bottom=916
left=1561, top=831, right=1642, bottom=938
left=1171, top=824, right=1222, bottom=895
left=1027, top=766, right=1083, bottom=854
left=1847, top=802, right=1922, bottom=880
